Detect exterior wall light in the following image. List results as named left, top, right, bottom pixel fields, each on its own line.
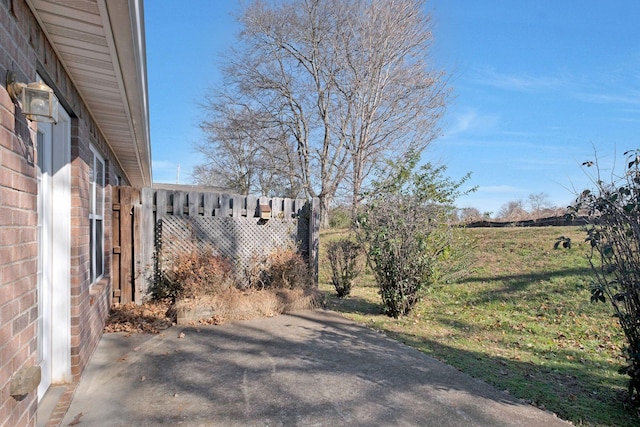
left=6, top=71, right=59, bottom=123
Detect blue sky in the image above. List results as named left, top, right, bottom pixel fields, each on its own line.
left=146, top=1, right=640, bottom=216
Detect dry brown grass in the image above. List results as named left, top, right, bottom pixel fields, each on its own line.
left=107, top=243, right=319, bottom=332
left=105, top=287, right=319, bottom=334
left=175, top=287, right=320, bottom=325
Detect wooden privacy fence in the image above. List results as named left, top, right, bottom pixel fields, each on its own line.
left=112, top=187, right=320, bottom=304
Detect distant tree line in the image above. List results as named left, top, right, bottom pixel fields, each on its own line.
left=456, top=192, right=567, bottom=223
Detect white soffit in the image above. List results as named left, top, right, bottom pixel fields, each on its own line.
left=26, top=0, right=152, bottom=187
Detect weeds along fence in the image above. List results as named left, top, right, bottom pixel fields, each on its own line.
left=112, top=187, right=320, bottom=304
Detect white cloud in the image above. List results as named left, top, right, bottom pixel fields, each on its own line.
left=472, top=67, right=569, bottom=92
left=442, top=108, right=500, bottom=138
left=574, top=91, right=640, bottom=106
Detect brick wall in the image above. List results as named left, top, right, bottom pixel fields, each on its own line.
left=1, top=1, right=40, bottom=424
left=1, top=0, right=130, bottom=425
left=0, top=81, right=39, bottom=427
left=69, top=121, right=119, bottom=379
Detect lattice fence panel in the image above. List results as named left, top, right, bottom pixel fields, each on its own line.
left=158, top=216, right=305, bottom=279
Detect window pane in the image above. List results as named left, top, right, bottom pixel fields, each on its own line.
left=90, top=220, right=94, bottom=281
left=89, top=149, right=105, bottom=283
left=89, top=157, right=95, bottom=216
left=95, top=158, right=104, bottom=217
left=95, top=219, right=103, bottom=278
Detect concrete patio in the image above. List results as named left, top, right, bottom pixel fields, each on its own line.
left=49, top=310, right=571, bottom=426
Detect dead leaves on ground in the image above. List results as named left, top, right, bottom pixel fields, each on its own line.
left=104, top=288, right=317, bottom=334
left=104, top=300, right=175, bottom=334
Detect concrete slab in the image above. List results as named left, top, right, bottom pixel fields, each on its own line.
left=60, top=310, right=571, bottom=426
left=37, top=385, right=64, bottom=427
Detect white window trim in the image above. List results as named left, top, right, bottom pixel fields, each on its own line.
left=89, top=145, right=105, bottom=284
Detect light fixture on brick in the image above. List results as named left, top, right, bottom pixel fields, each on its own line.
left=6, top=70, right=59, bottom=123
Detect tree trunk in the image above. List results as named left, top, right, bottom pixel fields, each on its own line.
left=319, top=194, right=332, bottom=229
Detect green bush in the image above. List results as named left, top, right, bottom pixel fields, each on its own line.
left=570, top=149, right=640, bottom=404
left=329, top=206, right=352, bottom=229
left=356, top=153, right=475, bottom=318
left=326, top=239, right=362, bottom=297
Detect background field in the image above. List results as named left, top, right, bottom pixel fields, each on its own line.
left=320, top=226, right=636, bottom=426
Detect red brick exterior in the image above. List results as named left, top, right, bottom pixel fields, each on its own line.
left=1, top=1, right=129, bottom=425
left=0, top=84, right=39, bottom=427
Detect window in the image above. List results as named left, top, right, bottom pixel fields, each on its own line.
left=89, top=147, right=105, bottom=283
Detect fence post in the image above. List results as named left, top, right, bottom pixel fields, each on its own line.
left=188, top=192, right=200, bottom=217
left=283, top=198, right=293, bottom=219
left=309, top=197, right=320, bottom=286
left=156, top=190, right=167, bottom=221
left=119, top=187, right=134, bottom=304
left=203, top=192, right=216, bottom=217
left=232, top=195, right=243, bottom=217
left=173, top=191, right=185, bottom=216
left=132, top=189, right=141, bottom=302
left=220, top=194, right=231, bottom=217
left=246, top=195, right=258, bottom=217
left=134, top=188, right=154, bottom=303
left=112, top=187, right=122, bottom=304
left=271, top=197, right=282, bottom=219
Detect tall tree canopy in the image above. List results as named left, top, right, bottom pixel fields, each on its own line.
left=196, top=0, right=448, bottom=227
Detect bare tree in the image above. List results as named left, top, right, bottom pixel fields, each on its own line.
left=527, top=192, right=552, bottom=216
left=197, top=0, right=448, bottom=227
left=497, top=200, right=528, bottom=221
left=459, top=207, right=482, bottom=223
left=331, top=0, right=447, bottom=215
left=194, top=101, right=303, bottom=197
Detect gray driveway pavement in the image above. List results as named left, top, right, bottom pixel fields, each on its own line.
left=60, top=310, right=571, bottom=426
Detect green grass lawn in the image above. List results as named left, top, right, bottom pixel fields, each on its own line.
left=319, top=226, right=638, bottom=426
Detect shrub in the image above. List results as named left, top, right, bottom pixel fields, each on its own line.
left=326, top=239, right=362, bottom=297
left=246, top=246, right=312, bottom=290
left=329, top=206, right=352, bottom=229
left=356, top=153, right=475, bottom=318
left=554, top=236, right=572, bottom=249
left=154, top=249, right=235, bottom=301
left=570, top=149, right=640, bottom=404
